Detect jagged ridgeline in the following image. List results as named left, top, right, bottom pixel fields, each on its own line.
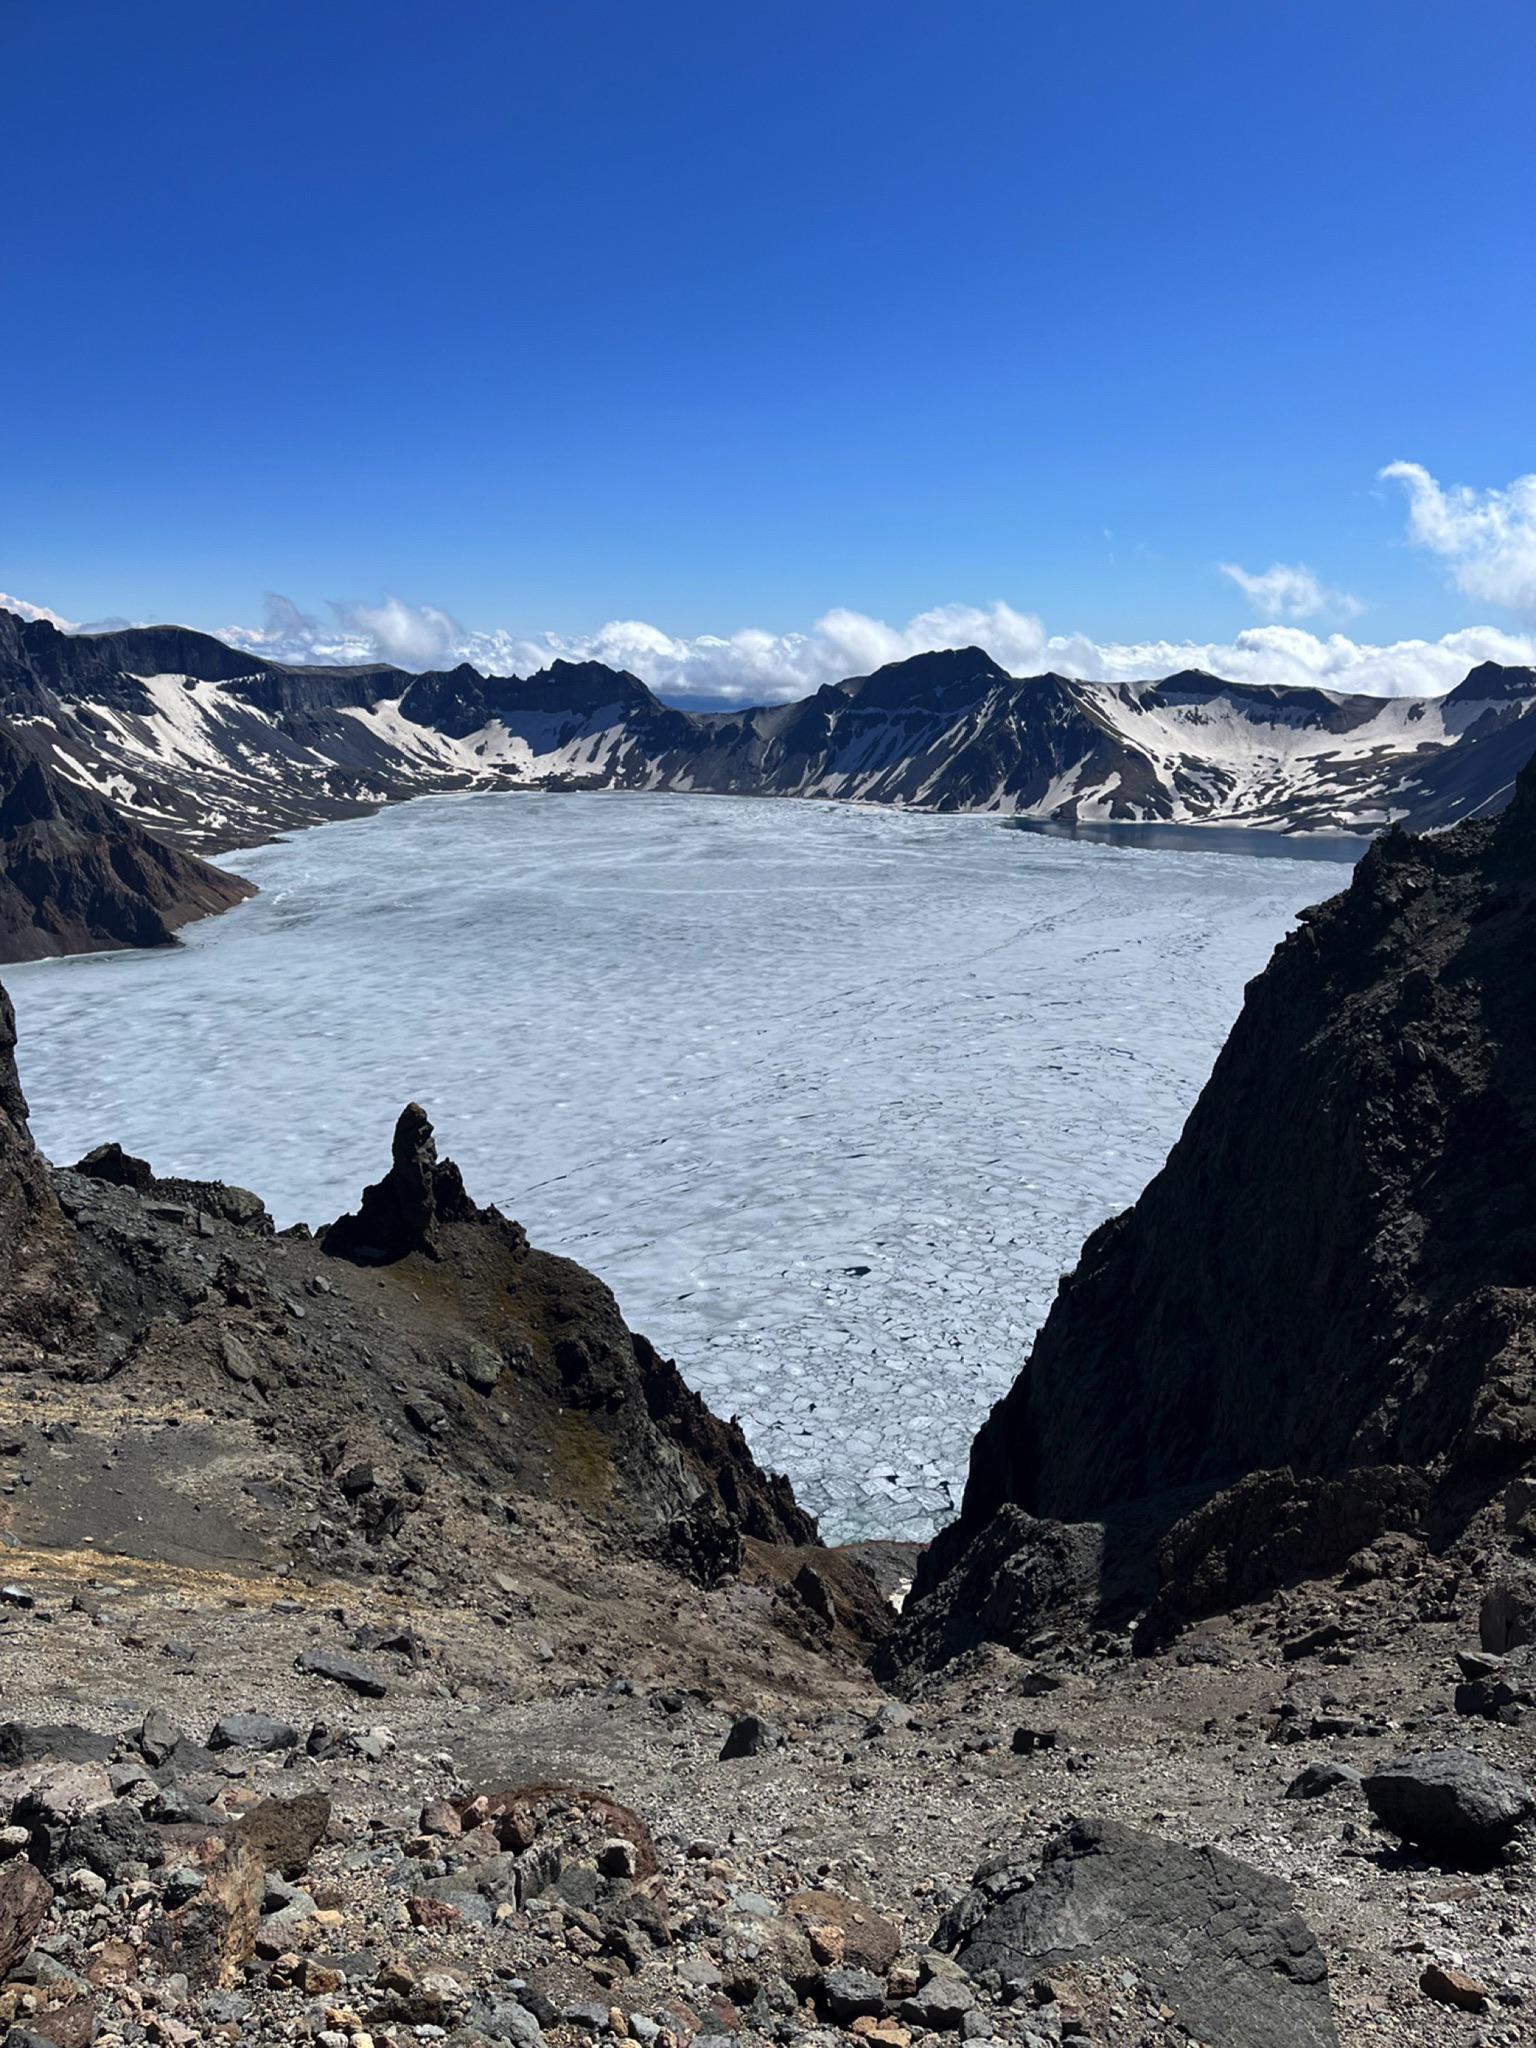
left=0, top=607, right=1533, bottom=881
left=885, top=752, right=1536, bottom=1674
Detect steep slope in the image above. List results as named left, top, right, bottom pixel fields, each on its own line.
left=889, top=754, right=1536, bottom=1670
left=4, top=608, right=1535, bottom=855
left=0, top=968, right=886, bottom=1658
left=0, top=718, right=253, bottom=962
left=1389, top=662, right=1536, bottom=829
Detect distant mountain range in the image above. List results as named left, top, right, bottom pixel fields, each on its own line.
left=2, top=606, right=1534, bottom=856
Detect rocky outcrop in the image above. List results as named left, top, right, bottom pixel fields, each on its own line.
left=322, top=1103, right=480, bottom=1264
left=0, top=977, right=875, bottom=1652
left=890, top=755, right=1536, bottom=1670
left=0, top=718, right=252, bottom=962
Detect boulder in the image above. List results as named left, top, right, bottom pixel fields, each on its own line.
left=294, top=1650, right=388, bottom=1698
left=1479, top=1572, right=1536, bottom=1654
left=785, top=1891, right=901, bottom=1975
left=206, top=1713, right=298, bottom=1754
left=1363, top=1750, right=1535, bottom=1862
left=1455, top=1643, right=1536, bottom=1724
left=898, top=1971, right=976, bottom=2030
left=55, top=1798, right=162, bottom=1879
left=818, top=1968, right=885, bottom=2023
left=137, top=1708, right=178, bottom=1768
left=236, top=1793, right=331, bottom=1880
left=149, top=1836, right=265, bottom=1989
left=0, top=1726, right=112, bottom=1770
left=1285, top=1762, right=1362, bottom=1800
left=946, top=1817, right=1336, bottom=2048
left=0, top=1858, right=52, bottom=1977
left=719, top=1714, right=779, bottom=1761
left=7, top=1761, right=115, bottom=1861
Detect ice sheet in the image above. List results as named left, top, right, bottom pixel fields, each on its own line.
left=6, top=792, right=1339, bottom=1539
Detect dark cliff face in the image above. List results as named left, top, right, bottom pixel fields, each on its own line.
left=0, top=719, right=254, bottom=962
left=892, top=756, right=1536, bottom=1669
left=0, top=982, right=89, bottom=1369
left=0, top=611, right=266, bottom=700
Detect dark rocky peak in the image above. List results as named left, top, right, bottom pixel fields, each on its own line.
left=322, top=1103, right=484, bottom=1265
left=0, top=713, right=253, bottom=963
left=1139, top=669, right=1375, bottom=730
left=1501, top=744, right=1536, bottom=834
left=1144, top=666, right=1227, bottom=691
left=226, top=665, right=399, bottom=716
left=838, top=646, right=1013, bottom=713
left=517, top=659, right=665, bottom=717
left=0, top=974, right=88, bottom=1365
left=397, top=665, right=497, bottom=737
left=1445, top=660, right=1536, bottom=706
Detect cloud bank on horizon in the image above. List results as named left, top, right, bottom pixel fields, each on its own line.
left=7, top=462, right=1535, bottom=706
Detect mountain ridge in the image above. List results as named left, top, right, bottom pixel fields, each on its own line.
left=3, top=609, right=1534, bottom=866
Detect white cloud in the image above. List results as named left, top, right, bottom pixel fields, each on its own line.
left=0, top=592, right=80, bottom=631
left=1381, top=461, right=1536, bottom=619
left=223, top=593, right=476, bottom=670
left=1218, top=560, right=1362, bottom=621
left=1044, top=622, right=1536, bottom=699
left=206, top=590, right=1533, bottom=704
left=219, top=595, right=1053, bottom=701
left=9, top=585, right=1534, bottom=704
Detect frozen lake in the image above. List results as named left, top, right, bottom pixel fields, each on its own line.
left=6, top=793, right=1344, bottom=1539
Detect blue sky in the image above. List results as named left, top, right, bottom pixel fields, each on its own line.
left=5, top=0, right=1536, bottom=699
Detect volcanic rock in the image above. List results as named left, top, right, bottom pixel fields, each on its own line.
left=322, top=1103, right=478, bottom=1265
left=1362, top=1750, right=1535, bottom=1861
left=0, top=1858, right=53, bottom=1978
left=719, top=1714, right=780, bottom=1760
left=945, top=1817, right=1336, bottom=2048
left=1479, top=1570, right=1536, bottom=1653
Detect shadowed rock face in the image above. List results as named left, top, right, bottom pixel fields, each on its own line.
left=892, top=755, right=1536, bottom=1667
left=0, top=981, right=89, bottom=1368
left=0, top=718, right=252, bottom=962
left=0, top=980, right=25, bottom=1130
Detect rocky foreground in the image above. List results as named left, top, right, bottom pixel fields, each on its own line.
left=0, top=775, right=1534, bottom=2045
left=0, top=1489, right=1532, bottom=2048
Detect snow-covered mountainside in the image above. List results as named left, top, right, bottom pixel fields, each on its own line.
left=1, top=609, right=1533, bottom=850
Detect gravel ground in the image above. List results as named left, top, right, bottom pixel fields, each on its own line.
left=0, top=1519, right=1530, bottom=2048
